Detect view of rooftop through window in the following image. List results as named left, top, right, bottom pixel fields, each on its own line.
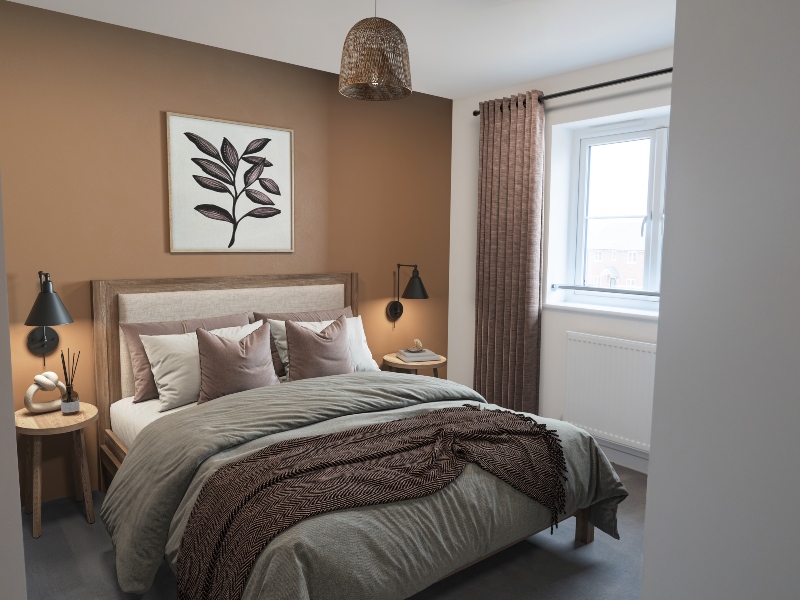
left=583, top=138, right=651, bottom=290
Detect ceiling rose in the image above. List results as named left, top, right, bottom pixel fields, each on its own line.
left=339, top=16, right=412, bottom=101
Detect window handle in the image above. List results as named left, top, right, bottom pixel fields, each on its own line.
left=640, top=213, right=651, bottom=237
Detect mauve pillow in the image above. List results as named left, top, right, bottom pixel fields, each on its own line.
left=196, top=323, right=279, bottom=404
left=120, top=313, right=249, bottom=403
left=253, top=307, right=353, bottom=378
left=286, top=316, right=354, bottom=381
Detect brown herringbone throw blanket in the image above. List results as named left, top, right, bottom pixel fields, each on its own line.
left=177, top=405, right=568, bottom=600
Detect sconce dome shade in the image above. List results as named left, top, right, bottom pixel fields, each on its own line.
left=339, top=17, right=412, bottom=101
left=25, top=273, right=73, bottom=326
left=25, top=292, right=73, bottom=326
left=402, top=268, right=429, bottom=299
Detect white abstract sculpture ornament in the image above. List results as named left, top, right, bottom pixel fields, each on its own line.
left=405, top=339, right=425, bottom=353
left=23, top=371, right=66, bottom=414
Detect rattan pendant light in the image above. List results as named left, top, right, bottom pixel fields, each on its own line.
left=339, top=4, right=412, bottom=101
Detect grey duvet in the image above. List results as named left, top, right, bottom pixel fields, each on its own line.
left=101, top=372, right=627, bottom=599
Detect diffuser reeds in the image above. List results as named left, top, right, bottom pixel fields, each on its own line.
left=60, top=348, right=80, bottom=389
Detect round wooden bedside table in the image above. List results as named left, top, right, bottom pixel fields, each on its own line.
left=15, top=403, right=98, bottom=538
left=383, top=353, right=447, bottom=378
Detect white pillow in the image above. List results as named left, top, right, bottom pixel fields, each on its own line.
left=267, top=316, right=380, bottom=375
left=141, top=321, right=263, bottom=412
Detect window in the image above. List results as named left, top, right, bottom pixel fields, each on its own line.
left=573, top=122, right=668, bottom=305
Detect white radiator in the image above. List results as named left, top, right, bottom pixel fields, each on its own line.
left=564, top=332, right=656, bottom=453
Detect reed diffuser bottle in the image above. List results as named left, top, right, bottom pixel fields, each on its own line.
left=60, top=349, right=81, bottom=415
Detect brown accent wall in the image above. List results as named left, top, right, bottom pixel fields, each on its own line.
left=0, top=2, right=452, bottom=502
left=327, top=92, right=452, bottom=378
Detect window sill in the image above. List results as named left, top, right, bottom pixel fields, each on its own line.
left=543, top=300, right=659, bottom=322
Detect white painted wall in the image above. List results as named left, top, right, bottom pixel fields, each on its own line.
left=0, top=178, right=28, bottom=599
left=448, top=49, right=671, bottom=423
left=641, top=1, right=800, bottom=598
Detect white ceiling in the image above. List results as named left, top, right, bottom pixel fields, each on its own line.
left=13, top=0, right=676, bottom=99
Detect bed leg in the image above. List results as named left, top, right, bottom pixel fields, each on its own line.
left=575, top=508, right=594, bottom=544
left=99, top=462, right=108, bottom=493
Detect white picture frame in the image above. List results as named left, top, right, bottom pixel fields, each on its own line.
left=167, top=112, right=294, bottom=253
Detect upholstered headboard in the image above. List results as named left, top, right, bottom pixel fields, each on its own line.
left=91, top=273, right=358, bottom=447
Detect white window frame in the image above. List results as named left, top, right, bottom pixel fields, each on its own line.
left=627, top=251, right=638, bottom=264
left=566, top=117, right=669, bottom=310
left=593, top=250, right=603, bottom=262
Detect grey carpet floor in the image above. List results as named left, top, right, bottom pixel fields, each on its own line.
left=22, top=464, right=645, bottom=600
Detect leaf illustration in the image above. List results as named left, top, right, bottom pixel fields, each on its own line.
left=221, top=138, right=239, bottom=171
left=191, top=158, right=234, bottom=184
left=193, top=175, right=230, bottom=193
left=184, top=133, right=221, bottom=160
left=243, top=206, right=281, bottom=219
left=245, top=189, right=275, bottom=205
left=194, top=204, right=234, bottom=223
left=243, top=138, right=271, bottom=155
left=259, top=178, right=281, bottom=195
left=243, top=155, right=273, bottom=166
left=244, top=162, right=264, bottom=187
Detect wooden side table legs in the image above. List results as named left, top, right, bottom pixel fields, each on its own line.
left=73, top=430, right=94, bottom=524
left=433, top=368, right=439, bottom=378
left=24, top=430, right=94, bottom=538
left=30, top=436, right=42, bottom=538
left=25, top=438, right=33, bottom=515
left=71, top=431, right=83, bottom=502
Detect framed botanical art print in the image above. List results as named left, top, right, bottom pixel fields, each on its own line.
left=167, top=113, right=294, bottom=252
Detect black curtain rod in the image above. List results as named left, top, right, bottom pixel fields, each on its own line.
left=471, top=67, right=673, bottom=116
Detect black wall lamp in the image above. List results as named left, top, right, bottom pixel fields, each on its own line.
left=25, top=271, right=73, bottom=366
left=387, top=264, right=429, bottom=322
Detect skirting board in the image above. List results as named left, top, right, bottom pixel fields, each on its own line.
left=597, top=438, right=649, bottom=474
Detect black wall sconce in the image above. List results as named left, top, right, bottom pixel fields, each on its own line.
left=387, top=263, right=429, bottom=322
left=25, top=271, right=73, bottom=366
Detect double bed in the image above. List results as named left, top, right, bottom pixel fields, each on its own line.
left=93, top=273, right=358, bottom=477
left=91, top=273, right=627, bottom=599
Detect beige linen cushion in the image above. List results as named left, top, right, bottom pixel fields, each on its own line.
left=267, top=316, right=380, bottom=374
left=140, top=321, right=263, bottom=411
left=196, top=323, right=279, bottom=404
left=286, top=316, right=354, bottom=381
left=253, top=307, right=353, bottom=377
left=120, top=313, right=250, bottom=403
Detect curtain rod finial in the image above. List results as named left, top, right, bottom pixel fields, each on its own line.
left=473, top=110, right=480, bottom=116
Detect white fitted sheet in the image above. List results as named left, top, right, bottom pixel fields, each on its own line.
left=110, top=397, right=194, bottom=449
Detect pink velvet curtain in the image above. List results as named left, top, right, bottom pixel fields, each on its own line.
left=474, top=90, right=545, bottom=414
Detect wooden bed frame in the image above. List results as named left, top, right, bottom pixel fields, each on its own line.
left=91, top=273, right=358, bottom=491
left=90, top=272, right=594, bottom=545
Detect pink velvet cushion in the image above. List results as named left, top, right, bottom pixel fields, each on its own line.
left=252, top=307, right=353, bottom=378
left=196, top=323, right=280, bottom=404
left=120, top=313, right=250, bottom=403
left=286, top=316, right=354, bottom=381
